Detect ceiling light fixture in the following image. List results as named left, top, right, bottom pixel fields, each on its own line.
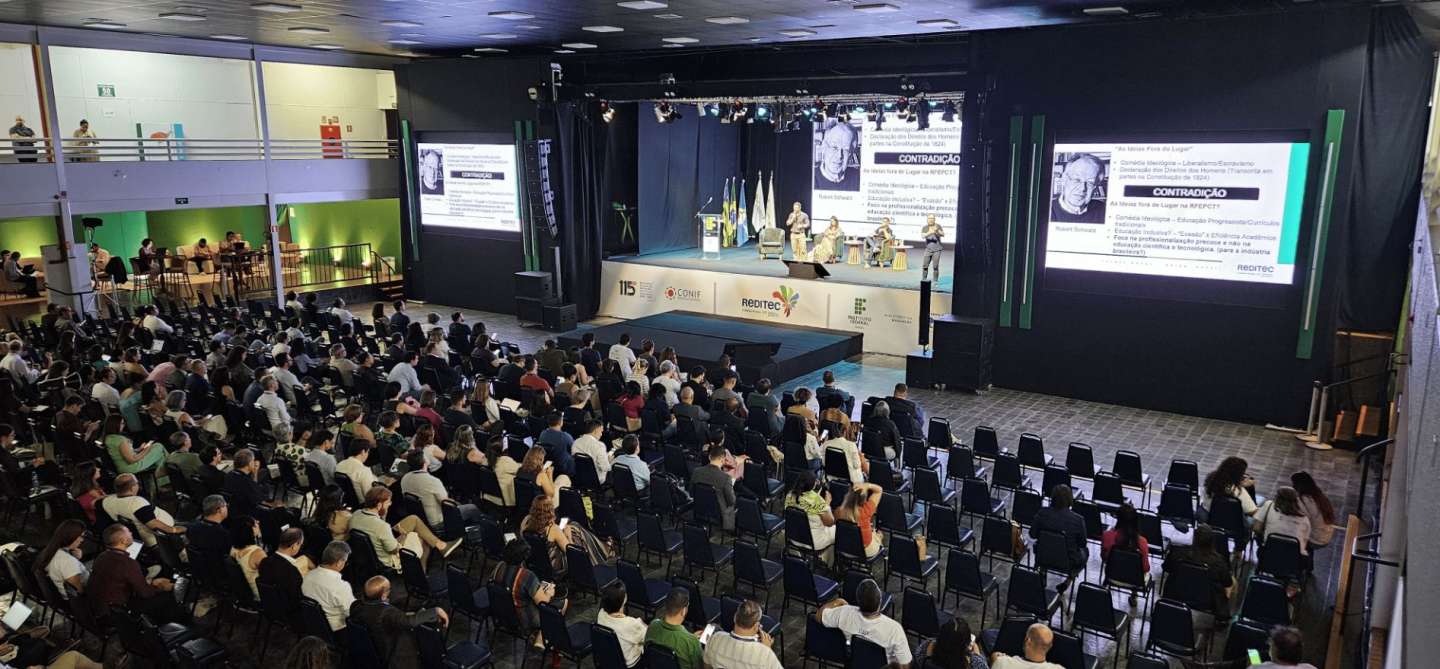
left=83, top=20, right=128, bottom=29
left=654, top=13, right=683, bottom=19
left=158, top=12, right=207, bottom=21
left=583, top=25, right=624, bottom=32
left=474, top=47, right=509, bottom=53
left=481, top=33, right=518, bottom=39
left=210, top=33, right=248, bottom=41
left=310, top=43, right=344, bottom=50
left=852, top=3, right=900, bottom=13
left=705, top=16, right=749, bottom=25
left=618, top=0, right=668, bottom=9
left=388, top=39, right=420, bottom=45
left=600, top=101, right=616, bottom=123
left=554, top=49, right=576, bottom=54
left=662, top=36, right=698, bottom=43
left=562, top=42, right=598, bottom=49
left=288, top=26, right=329, bottom=34
left=917, top=18, right=959, bottom=27
left=654, top=102, right=682, bottom=124
left=251, top=2, right=303, bottom=13
left=488, top=11, right=534, bottom=20
left=780, top=29, right=816, bottom=37
left=1082, top=5, right=1130, bottom=15
left=382, top=20, right=422, bottom=27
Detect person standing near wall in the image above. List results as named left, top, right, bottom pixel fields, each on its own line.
left=921, top=214, right=944, bottom=282
left=9, top=116, right=37, bottom=163
left=71, top=120, right=99, bottom=162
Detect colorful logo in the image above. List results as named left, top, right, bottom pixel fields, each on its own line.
left=772, top=285, right=800, bottom=316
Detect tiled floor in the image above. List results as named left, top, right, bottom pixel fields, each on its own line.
left=339, top=302, right=1358, bottom=669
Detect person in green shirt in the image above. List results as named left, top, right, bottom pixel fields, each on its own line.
left=375, top=411, right=409, bottom=460
left=645, top=587, right=704, bottom=669
left=163, top=431, right=203, bottom=482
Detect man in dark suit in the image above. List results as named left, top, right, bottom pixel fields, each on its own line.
left=196, top=446, right=226, bottom=495
left=389, top=301, right=411, bottom=332
left=185, top=494, right=232, bottom=560
left=350, top=575, right=446, bottom=666
left=257, top=527, right=307, bottom=629
left=883, top=383, right=925, bottom=438
left=684, top=367, right=711, bottom=410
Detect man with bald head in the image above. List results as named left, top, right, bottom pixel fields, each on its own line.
left=814, top=120, right=860, bottom=191
left=1049, top=153, right=1107, bottom=223
left=991, top=622, right=1064, bottom=669
left=350, top=575, right=447, bottom=665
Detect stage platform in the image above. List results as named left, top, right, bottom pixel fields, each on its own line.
left=610, top=242, right=953, bottom=293
left=556, top=311, right=863, bottom=385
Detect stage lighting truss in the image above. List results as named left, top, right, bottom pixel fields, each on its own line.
left=627, top=92, right=963, bottom=129
left=654, top=101, right=683, bottom=123
left=600, top=101, right=616, bottom=123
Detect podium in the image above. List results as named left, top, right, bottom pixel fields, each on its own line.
left=700, top=214, right=723, bottom=259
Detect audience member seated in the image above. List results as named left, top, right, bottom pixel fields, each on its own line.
left=301, top=541, right=356, bottom=631
left=386, top=351, right=426, bottom=399
left=705, top=598, right=783, bottom=669
left=785, top=470, right=837, bottom=560
left=833, top=481, right=885, bottom=558
left=824, top=423, right=868, bottom=483
left=187, top=494, right=234, bottom=558
left=1255, top=625, right=1319, bottom=669
left=654, top=361, right=682, bottom=406
left=884, top=382, right=926, bottom=436
left=861, top=401, right=902, bottom=461
left=645, top=587, right=703, bottom=669
left=351, top=575, right=448, bottom=666
left=104, top=411, right=168, bottom=480
left=89, top=523, right=189, bottom=624
left=99, top=473, right=185, bottom=548
left=1163, top=524, right=1234, bottom=618
left=446, top=424, right=484, bottom=466
left=597, top=581, right=647, bottom=667
left=520, top=494, right=612, bottom=576
left=744, top=378, right=785, bottom=433
left=916, top=618, right=989, bottom=669
left=350, top=485, right=453, bottom=572
left=313, top=485, right=353, bottom=541
left=517, top=445, right=571, bottom=508
left=259, top=527, right=313, bottom=629
left=691, top=444, right=740, bottom=531
left=490, top=538, right=565, bottom=643
left=816, top=578, right=911, bottom=667
left=375, top=410, right=410, bottom=461
left=1100, top=501, right=1151, bottom=574
left=537, top=412, right=577, bottom=477
left=39, top=519, right=90, bottom=599
left=483, top=436, right=520, bottom=507
left=816, top=370, right=855, bottom=416
left=230, top=515, right=269, bottom=599
left=645, top=383, right=677, bottom=438
left=1030, top=485, right=1088, bottom=589
left=1290, top=472, right=1336, bottom=549
left=1202, top=456, right=1259, bottom=523
left=673, top=386, right=709, bottom=424
left=224, top=448, right=285, bottom=519
left=570, top=419, right=612, bottom=483
left=336, top=439, right=381, bottom=503
left=1254, top=486, right=1313, bottom=567
left=989, top=623, right=1063, bottom=669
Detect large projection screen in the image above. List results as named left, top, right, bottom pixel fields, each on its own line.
left=416, top=142, right=520, bottom=232
left=1045, top=137, right=1310, bottom=286
left=809, top=110, right=963, bottom=242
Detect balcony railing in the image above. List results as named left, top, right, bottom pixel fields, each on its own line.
left=2, top=137, right=398, bottom=163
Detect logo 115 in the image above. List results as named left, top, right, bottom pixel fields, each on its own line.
left=619, top=280, right=637, bottom=296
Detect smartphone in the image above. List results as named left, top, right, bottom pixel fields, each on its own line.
left=544, top=461, right=553, bottom=471
left=699, top=623, right=717, bottom=645
left=1248, top=649, right=1262, bottom=665
left=280, top=524, right=290, bottom=531
left=101, top=354, right=111, bottom=362
left=558, top=517, right=569, bottom=530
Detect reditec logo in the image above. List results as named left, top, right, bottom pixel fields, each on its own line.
left=740, top=285, right=801, bottom=317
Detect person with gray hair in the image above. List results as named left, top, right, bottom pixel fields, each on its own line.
left=163, top=430, right=202, bottom=482
left=704, top=598, right=781, bottom=669
left=255, top=375, right=291, bottom=435
left=163, top=389, right=199, bottom=432
left=185, top=494, right=232, bottom=558
left=301, top=540, right=355, bottom=630
left=99, top=472, right=184, bottom=547
left=861, top=400, right=902, bottom=461
left=328, top=343, right=357, bottom=386
left=814, top=119, right=860, bottom=191
left=350, top=575, right=448, bottom=665
left=1049, top=152, right=1107, bottom=224
left=656, top=360, right=682, bottom=406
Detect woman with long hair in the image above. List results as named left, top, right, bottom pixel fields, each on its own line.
left=832, top=481, right=884, bottom=558
left=1101, top=502, right=1151, bottom=573
left=783, top=469, right=836, bottom=559
left=410, top=422, right=445, bottom=473
left=516, top=445, right=571, bottom=508
left=102, top=412, right=168, bottom=480
left=1165, top=524, right=1235, bottom=617
left=312, top=484, right=352, bottom=541
left=282, top=636, right=336, bottom=669
left=1202, top=456, right=1258, bottom=518
left=229, top=515, right=267, bottom=599
left=224, top=346, right=254, bottom=390
left=917, top=617, right=989, bottom=669
left=471, top=380, right=501, bottom=431
left=446, top=424, right=483, bottom=466
left=1255, top=486, right=1313, bottom=557
left=483, top=435, right=520, bottom=507
left=1291, top=471, right=1336, bottom=548
left=37, top=519, right=89, bottom=598
left=520, top=495, right=613, bottom=576
left=617, top=380, right=645, bottom=421
left=70, top=462, right=104, bottom=524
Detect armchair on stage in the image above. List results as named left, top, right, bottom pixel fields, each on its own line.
left=758, top=227, right=786, bottom=259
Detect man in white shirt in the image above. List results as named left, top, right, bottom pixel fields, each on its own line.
left=386, top=351, right=425, bottom=398
left=608, top=333, right=636, bottom=372
left=141, top=306, right=174, bottom=336
left=91, top=366, right=122, bottom=410
left=99, top=474, right=185, bottom=547
left=254, top=376, right=292, bottom=435
left=596, top=581, right=647, bottom=667
left=655, top=361, right=681, bottom=406
left=330, top=299, right=354, bottom=326
left=1, top=340, right=39, bottom=386
left=301, top=541, right=356, bottom=631
left=329, top=344, right=358, bottom=386
left=335, top=440, right=379, bottom=502
left=267, top=354, right=302, bottom=403
left=704, top=598, right=782, bottom=669
left=303, top=431, right=337, bottom=486
left=570, top=420, right=612, bottom=483
left=990, top=623, right=1064, bottom=669
left=399, top=451, right=483, bottom=529
left=815, top=579, right=912, bottom=667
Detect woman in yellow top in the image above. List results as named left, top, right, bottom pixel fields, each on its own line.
left=813, top=216, right=845, bottom=263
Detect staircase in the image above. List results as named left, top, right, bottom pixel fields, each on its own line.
left=377, top=278, right=405, bottom=302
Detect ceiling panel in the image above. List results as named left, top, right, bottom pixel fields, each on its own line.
left=0, top=0, right=1342, bottom=57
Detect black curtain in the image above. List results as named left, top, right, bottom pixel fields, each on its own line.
left=1336, top=7, right=1430, bottom=330
left=739, top=122, right=814, bottom=229
left=636, top=103, right=740, bottom=253
left=554, top=101, right=609, bottom=319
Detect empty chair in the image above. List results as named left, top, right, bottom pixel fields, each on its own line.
left=980, top=514, right=1025, bottom=571
left=804, top=617, right=849, bottom=669
left=850, top=635, right=889, bottom=669
left=911, top=466, right=955, bottom=512
left=1257, top=533, right=1305, bottom=582
left=1072, top=582, right=1131, bottom=666
left=537, top=601, right=592, bottom=666
left=876, top=490, right=923, bottom=538
left=942, top=548, right=999, bottom=629
left=637, top=513, right=683, bottom=575
left=1065, top=442, right=1095, bottom=481
left=1091, top=471, right=1127, bottom=512
left=680, top=523, right=734, bottom=592
left=900, top=587, right=954, bottom=646
left=1240, top=574, right=1291, bottom=626
left=972, top=426, right=1001, bottom=460
left=902, top=437, right=940, bottom=472
left=1157, top=483, right=1196, bottom=524
left=1017, top=433, right=1052, bottom=471
left=733, top=540, right=783, bottom=602
left=925, top=504, right=974, bottom=552
left=1006, top=564, right=1062, bottom=627
left=885, top=533, right=939, bottom=592
left=926, top=417, right=955, bottom=451
left=589, top=624, right=629, bottom=669
left=946, top=444, right=988, bottom=484
left=566, top=545, right=619, bottom=602
left=781, top=555, right=839, bottom=620
left=735, top=496, right=784, bottom=554
left=1113, top=450, right=1153, bottom=506
left=1146, top=598, right=1200, bottom=662
left=1010, top=488, right=1044, bottom=529
left=415, top=621, right=493, bottom=669
left=1046, top=629, right=1098, bottom=669
left=617, top=560, right=669, bottom=619
left=960, top=477, right=1007, bottom=523
left=990, top=452, right=1031, bottom=494
left=1040, top=465, right=1071, bottom=500
left=1166, top=459, right=1200, bottom=497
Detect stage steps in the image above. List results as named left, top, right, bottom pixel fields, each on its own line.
left=377, top=278, right=405, bottom=301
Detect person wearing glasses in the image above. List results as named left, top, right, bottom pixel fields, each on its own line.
left=1049, top=153, right=1107, bottom=223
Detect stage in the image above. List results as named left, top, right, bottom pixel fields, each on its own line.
left=557, top=311, right=863, bottom=385
left=609, top=243, right=953, bottom=293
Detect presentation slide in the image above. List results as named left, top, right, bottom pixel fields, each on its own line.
left=809, top=111, right=963, bottom=242
left=1045, top=140, right=1309, bottom=285
left=416, top=142, right=520, bottom=232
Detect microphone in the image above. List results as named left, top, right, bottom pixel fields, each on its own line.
left=696, top=196, right=714, bottom=217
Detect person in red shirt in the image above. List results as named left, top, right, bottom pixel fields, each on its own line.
left=617, top=380, right=645, bottom=419
left=88, top=523, right=190, bottom=624
left=413, top=390, right=443, bottom=433
left=835, top=482, right=884, bottom=558
left=518, top=356, right=553, bottom=396
left=1100, top=501, right=1151, bottom=572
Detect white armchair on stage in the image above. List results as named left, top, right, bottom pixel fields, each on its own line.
left=757, top=227, right=785, bottom=259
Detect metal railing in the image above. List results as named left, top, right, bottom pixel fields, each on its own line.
left=281, top=243, right=377, bottom=291
left=1347, top=439, right=1396, bottom=669
left=368, top=251, right=401, bottom=283
left=3, top=137, right=397, bottom=163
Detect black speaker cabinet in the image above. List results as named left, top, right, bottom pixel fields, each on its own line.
left=515, top=271, right=555, bottom=301
left=515, top=296, right=546, bottom=324
left=542, top=303, right=577, bottom=332
left=932, top=315, right=994, bottom=391
left=905, top=349, right=935, bottom=389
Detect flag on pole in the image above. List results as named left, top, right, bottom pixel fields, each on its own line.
left=737, top=177, right=750, bottom=246
left=751, top=173, right=766, bottom=231
left=720, top=177, right=732, bottom=246
left=766, top=170, right=779, bottom=232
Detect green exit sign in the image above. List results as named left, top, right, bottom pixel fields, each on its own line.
left=96, top=84, right=116, bottom=98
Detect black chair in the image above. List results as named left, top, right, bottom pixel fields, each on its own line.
left=1114, top=450, right=1153, bottom=506
left=1041, top=465, right=1072, bottom=499
left=1065, top=442, right=1095, bottom=481
left=843, top=568, right=894, bottom=615
left=346, top=617, right=390, bottom=669
left=484, top=582, right=530, bottom=665
left=589, top=624, right=629, bottom=669
left=1047, top=629, right=1099, bottom=669
left=1223, top=620, right=1272, bottom=664
left=742, top=460, right=784, bottom=504
left=399, top=549, right=449, bottom=608
left=901, top=437, right=940, bottom=472
left=1102, top=548, right=1154, bottom=615
left=925, top=503, right=974, bottom=553
left=732, top=539, right=783, bottom=603
left=1146, top=598, right=1200, bottom=662
left=1127, top=652, right=1173, bottom=669
left=867, top=457, right=909, bottom=497
left=946, top=444, right=987, bottom=484
left=911, top=466, right=955, bottom=513
left=876, top=490, right=923, bottom=539
left=824, top=448, right=853, bottom=483
left=645, top=642, right=683, bottom=669
left=1208, top=494, right=1252, bottom=559
left=637, top=512, right=684, bottom=575
left=1073, top=582, right=1131, bottom=666
left=980, top=514, right=1024, bottom=571
left=781, top=554, right=839, bottom=620
left=1240, top=574, right=1292, bottom=626
left=1005, top=564, right=1062, bottom=626
left=1257, top=533, right=1305, bottom=583
left=299, top=596, right=337, bottom=646
left=850, top=634, right=888, bottom=669
left=691, top=482, right=726, bottom=531
left=972, top=425, right=1001, bottom=461
left=834, top=519, right=884, bottom=575
left=1034, top=529, right=1086, bottom=599
left=537, top=602, right=592, bottom=666
left=885, top=532, right=939, bottom=593
left=415, top=621, right=493, bottom=669
left=804, top=617, right=849, bottom=669
left=1091, top=471, right=1127, bottom=512
left=960, top=476, right=1007, bottom=523
left=1166, top=459, right=1200, bottom=499
left=900, top=587, right=953, bottom=646
left=681, top=522, right=734, bottom=593
left=991, top=452, right=1031, bottom=494
left=617, top=559, right=670, bottom=619
left=445, top=564, right=490, bottom=642
left=674, top=574, right=721, bottom=629
left=783, top=507, right=825, bottom=563
left=1017, top=433, right=1052, bottom=471
left=566, top=544, right=619, bottom=603
left=590, top=500, right=638, bottom=560
left=735, top=495, right=784, bottom=554
left=1157, top=483, right=1196, bottom=524
left=942, top=548, right=999, bottom=629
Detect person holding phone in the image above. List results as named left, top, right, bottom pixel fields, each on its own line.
left=702, top=598, right=781, bottom=669
left=645, top=588, right=703, bottom=669
left=490, top=538, right=564, bottom=646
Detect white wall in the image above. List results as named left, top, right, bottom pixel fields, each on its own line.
left=50, top=46, right=259, bottom=146
left=262, top=62, right=394, bottom=141
left=0, top=43, right=43, bottom=159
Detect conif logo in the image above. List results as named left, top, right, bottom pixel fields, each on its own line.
left=772, top=285, right=800, bottom=317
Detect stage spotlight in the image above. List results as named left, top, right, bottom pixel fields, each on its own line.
left=600, top=101, right=616, bottom=123
left=755, top=104, right=770, bottom=120
left=940, top=100, right=956, bottom=122
left=914, top=95, right=930, bottom=129
left=654, top=102, right=682, bottom=123
left=729, top=100, right=748, bottom=123
left=706, top=103, right=721, bottom=117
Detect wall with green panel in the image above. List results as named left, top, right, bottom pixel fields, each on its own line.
left=284, top=199, right=400, bottom=261
left=146, top=206, right=269, bottom=252
left=72, top=211, right=149, bottom=258
left=0, top=217, right=60, bottom=258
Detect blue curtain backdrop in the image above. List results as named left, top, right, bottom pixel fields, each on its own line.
left=637, top=103, right=740, bottom=254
